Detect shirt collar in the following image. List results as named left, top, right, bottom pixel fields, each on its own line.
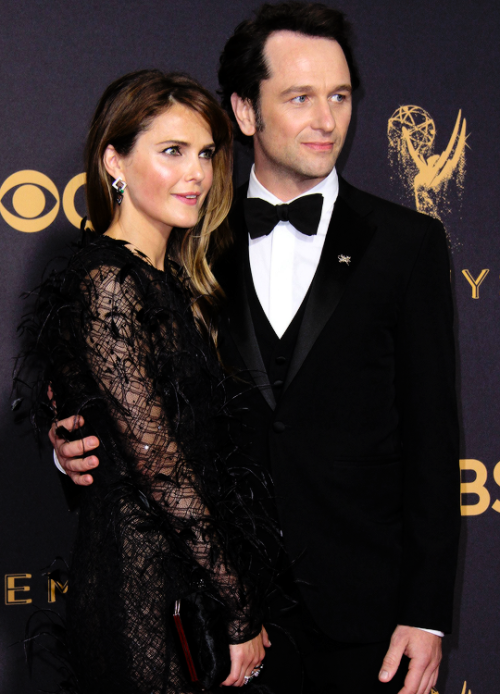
left=247, top=164, right=339, bottom=206
left=247, top=165, right=339, bottom=239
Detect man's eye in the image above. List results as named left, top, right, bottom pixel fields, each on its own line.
left=163, top=146, right=180, bottom=155
left=331, top=94, right=345, bottom=103
left=291, top=95, right=307, bottom=104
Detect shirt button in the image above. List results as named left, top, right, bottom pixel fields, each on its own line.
left=273, top=380, right=284, bottom=388
left=273, top=421, right=286, bottom=433
left=275, top=356, right=286, bottom=365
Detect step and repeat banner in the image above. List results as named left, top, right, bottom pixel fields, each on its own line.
left=1, top=1, right=499, bottom=693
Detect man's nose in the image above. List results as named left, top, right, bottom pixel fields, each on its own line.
left=311, top=100, right=335, bottom=132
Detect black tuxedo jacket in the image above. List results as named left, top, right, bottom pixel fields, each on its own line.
left=214, top=177, right=461, bottom=643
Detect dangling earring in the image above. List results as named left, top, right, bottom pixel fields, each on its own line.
left=112, top=178, right=127, bottom=205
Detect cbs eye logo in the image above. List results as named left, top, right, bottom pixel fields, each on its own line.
left=0, top=170, right=85, bottom=232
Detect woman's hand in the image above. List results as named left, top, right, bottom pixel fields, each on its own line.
left=221, top=626, right=271, bottom=687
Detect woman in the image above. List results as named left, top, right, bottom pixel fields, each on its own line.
left=24, top=70, right=270, bottom=693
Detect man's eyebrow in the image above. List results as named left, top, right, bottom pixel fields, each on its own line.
left=280, top=84, right=352, bottom=97
left=280, top=85, right=314, bottom=97
left=332, top=84, right=352, bottom=94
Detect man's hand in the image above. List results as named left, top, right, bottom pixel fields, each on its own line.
left=49, top=415, right=99, bottom=486
left=379, top=625, right=441, bottom=694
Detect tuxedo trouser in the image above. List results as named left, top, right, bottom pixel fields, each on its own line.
left=258, top=582, right=409, bottom=694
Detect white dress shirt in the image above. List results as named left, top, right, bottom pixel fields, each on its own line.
left=247, top=165, right=339, bottom=337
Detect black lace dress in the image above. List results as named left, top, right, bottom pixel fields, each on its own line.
left=24, top=233, right=270, bottom=694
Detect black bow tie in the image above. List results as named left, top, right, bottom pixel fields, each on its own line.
left=244, top=194, right=324, bottom=239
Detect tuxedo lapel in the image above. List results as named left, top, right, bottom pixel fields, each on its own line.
left=221, top=196, right=277, bottom=411
left=283, top=187, right=377, bottom=393
left=219, top=180, right=376, bottom=405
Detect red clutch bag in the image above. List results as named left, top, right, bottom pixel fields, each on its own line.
left=173, top=593, right=231, bottom=691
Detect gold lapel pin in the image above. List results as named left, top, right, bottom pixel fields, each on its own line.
left=338, top=254, right=351, bottom=265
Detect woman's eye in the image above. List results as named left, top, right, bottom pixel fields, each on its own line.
left=200, top=149, right=215, bottom=160
left=163, top=146, right=180, bottom=155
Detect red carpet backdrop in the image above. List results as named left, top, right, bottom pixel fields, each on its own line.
left=1, top=1, right=498, bottom=693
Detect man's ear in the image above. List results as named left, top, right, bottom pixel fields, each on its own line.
left=103, top=145, right=125, bottom=182
left=230, top=93, right=257, bottom=137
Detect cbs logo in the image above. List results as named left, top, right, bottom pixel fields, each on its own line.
left=0, top=170, right=86, bottom=232
left=461, top=459, right=500, bottom=515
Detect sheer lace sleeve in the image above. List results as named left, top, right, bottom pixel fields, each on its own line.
left=79, top=258, right=261, bottom=645
left=18, top=236, right=274, bottom=693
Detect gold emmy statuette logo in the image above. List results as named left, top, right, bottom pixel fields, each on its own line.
left=0, top=170, right=86, bottom=232
left=388, top=106, right=468, bottom=239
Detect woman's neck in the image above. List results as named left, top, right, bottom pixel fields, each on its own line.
left=104, top=214, right=171, bottom=271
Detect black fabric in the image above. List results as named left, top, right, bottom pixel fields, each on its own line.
left=244, top=256, right=307, bottom=402
left=261, top=599, right=410, bottom=694
left=20, top=232, right=274, bottom=694
left=215, top=179, right=461, bottom=643
left=173, top=591, right=231, bottom=689
left=244, top=194, right=324, bottom=238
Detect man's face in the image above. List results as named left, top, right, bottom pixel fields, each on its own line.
left=239, top=31, right=352, bottom=199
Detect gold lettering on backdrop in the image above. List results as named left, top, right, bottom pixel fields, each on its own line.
left=461, top=269, right=489, bottom=299
left=4, top=573, right=32, bottom=604
left=388, top=106, right=468, bottom=244
left=0, top=170, right=60, bottom=232
left=491, top=462, right=500, bottom=513
left=460, top=459, right=490, bottom=516
left=62, top=173, right=86, bottom=228
left=48, top=575, right=69, bottom=603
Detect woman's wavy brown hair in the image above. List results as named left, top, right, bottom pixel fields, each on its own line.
left=85, top=69, right=233, bottom=345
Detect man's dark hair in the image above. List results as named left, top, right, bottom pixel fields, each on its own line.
left=218, top=2, right=359, bottom=142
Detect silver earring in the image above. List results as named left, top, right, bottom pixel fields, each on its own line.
left=112, top=177, right=127, bottom=205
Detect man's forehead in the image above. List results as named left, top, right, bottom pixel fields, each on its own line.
left=263, top=31, right=349, bottom=83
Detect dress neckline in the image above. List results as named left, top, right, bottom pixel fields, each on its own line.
left=100, top=233, right=167, bottom=275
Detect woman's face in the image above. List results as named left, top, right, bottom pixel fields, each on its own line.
left=116, top=103, right=215, bottom=233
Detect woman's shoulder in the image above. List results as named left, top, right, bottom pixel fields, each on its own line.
left=65, top=231, right=157, bottom=294
left=68, top=231, right=135, bottom=273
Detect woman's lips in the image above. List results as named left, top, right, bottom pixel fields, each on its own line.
left=172, top=193, right=200, bottom=206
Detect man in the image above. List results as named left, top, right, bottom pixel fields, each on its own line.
left=52, top=4, right=460, bottom=693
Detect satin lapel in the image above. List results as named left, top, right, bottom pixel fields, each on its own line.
left=222, top=196, right=276, bottom=411
left=283, top=193, right=377, bottom=393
